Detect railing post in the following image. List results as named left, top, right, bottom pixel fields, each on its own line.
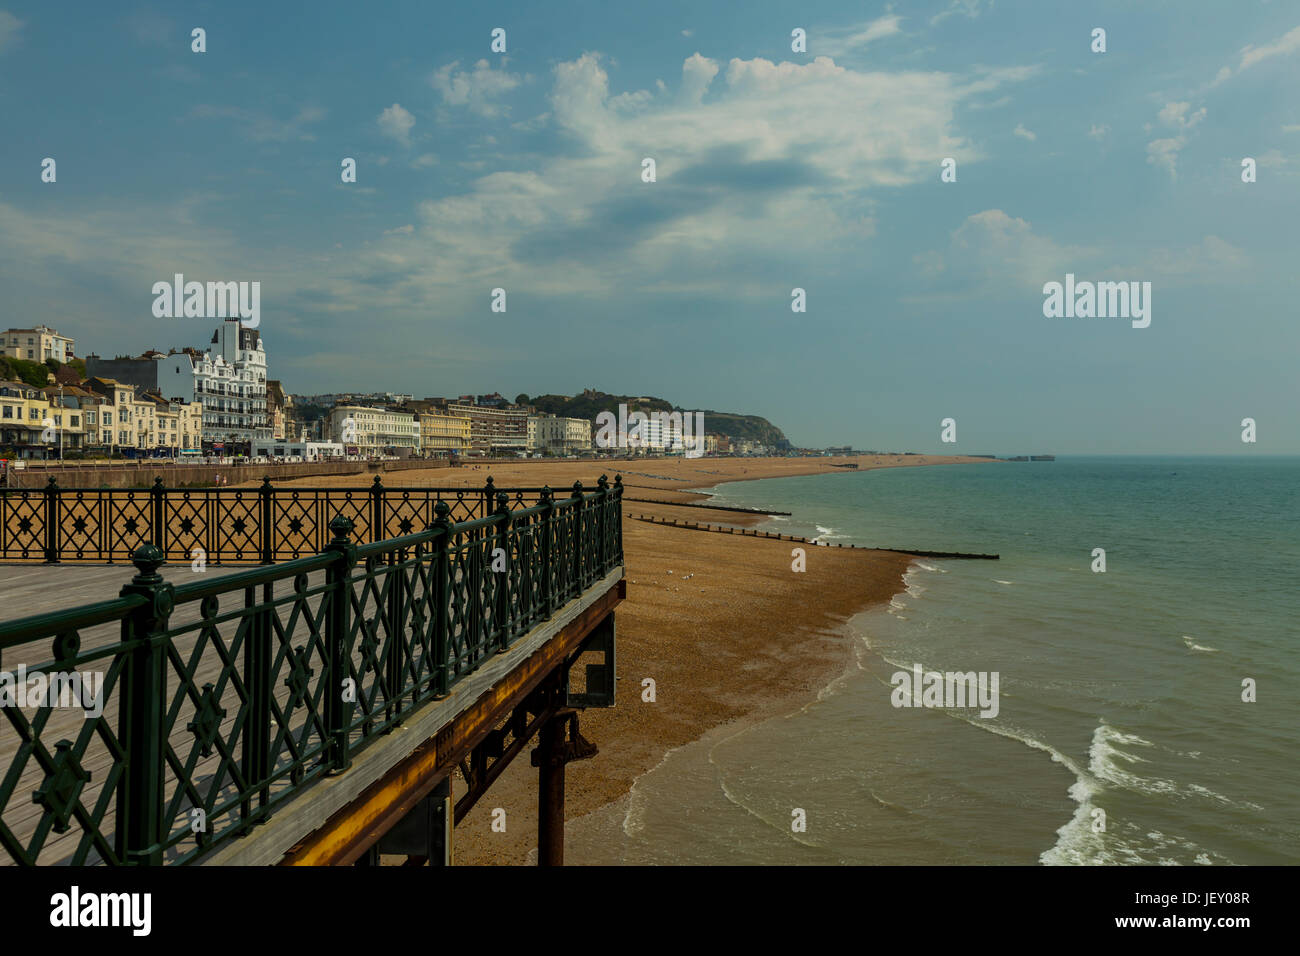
left=571, top=480, right=584, bottom=594
left=151, top=477, right=166, bottom=555
left=43, top=477, right=59, bottom=564
left=369, top=475, right=385, bottom=544
left=431, top=500, right=451, bottom=698
left=494, top=491, right=511, bottom=650
left=596, top=474, right=609, bottom=574
left=259, top=476, right=274, bottom=563
left=613, top=474, right=624, bottom=564
left=482, top=475, right=494, bottom=520
left=325, top=516, right=357, bottom=772
left=539, top=486, right=553, bottom=617
left=116, top=544, right=174, bottom=866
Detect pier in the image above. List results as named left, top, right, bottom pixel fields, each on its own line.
left=0, top=477, right=624, bottom=865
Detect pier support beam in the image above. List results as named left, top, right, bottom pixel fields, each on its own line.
left=536, top=713, right=566, bottom=867
left=532, top=707, right=599, bottom=867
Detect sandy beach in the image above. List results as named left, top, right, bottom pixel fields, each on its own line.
left=237, top=454, right=994, bottom=864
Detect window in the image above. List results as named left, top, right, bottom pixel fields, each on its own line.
left=29, top=408, right=39, bottom=420
left=1, top=406, right=10, bottom=419
left=71, top=415, right=79, bottom=427
left=104, top=412, right=112, bottom=425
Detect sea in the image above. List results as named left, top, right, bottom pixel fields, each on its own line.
left=566, top=456, right=1300, bottom=865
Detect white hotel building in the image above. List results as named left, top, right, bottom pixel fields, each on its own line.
left=154, top=321, right=270, bottom=447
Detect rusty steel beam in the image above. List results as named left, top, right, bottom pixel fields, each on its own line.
left=280, top=577, right=624, bottom=866
left=453, top=695, right=558, bottom=825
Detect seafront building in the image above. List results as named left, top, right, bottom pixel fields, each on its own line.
left=527, top=414, right=592, bottom=456
left=326, top=405, right=420, bottom=456
left=441, top=395, right=529, bottom=456
left=1, top=325, right=75, bottom=363
left=84, top=319, right=271, bottom=452
left=251, top=438, right=345, bottom=461
left=409, top=405, right=472, bottom=457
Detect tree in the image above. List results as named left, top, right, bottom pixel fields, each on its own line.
left=514, top=393, right=530, bottom=405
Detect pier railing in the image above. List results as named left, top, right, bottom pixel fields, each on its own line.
left=0, top=475, right=575, bottom=565
left=0, top=477, right=623, bottom=865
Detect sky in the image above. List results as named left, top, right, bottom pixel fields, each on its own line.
left=1, top=0, right=1297, bottom=453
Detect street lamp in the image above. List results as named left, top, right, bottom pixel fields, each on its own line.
left=58, top=384, right=64, bottom=461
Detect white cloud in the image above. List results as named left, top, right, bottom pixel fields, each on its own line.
left=931, top=0, right=987, bottom=27
left=377, top=103, right=415, bottom=146
left=1209, top=24, right=1300, bottom=87
left=1013, top=123, right=1036, bottom=141
left=1157, top=101, right=1206, bottom=130
left=1141, top=235, right=1246, bottom=279
left=681, top=29, right=693, bottom=38
left=1239, top=23, right=1300, bottom=71
left=1, top=50, right=1038, bottom=328
left=412, top=153, right=438, bottom=168
left=431, top=59, right=522, bottom=116
left=817, top=16, right=904, bottom=57
left=1146, top=102, right=1206, bottom=180
left=679, top=53, right=718, bottom=104
left=1088, top=123, right=1109, bottom=140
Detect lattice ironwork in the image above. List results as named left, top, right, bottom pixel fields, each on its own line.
left=0, top=475, right=622, bottom=865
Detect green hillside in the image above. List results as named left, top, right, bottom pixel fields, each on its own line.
left=527, top=390, right=787, bottom=446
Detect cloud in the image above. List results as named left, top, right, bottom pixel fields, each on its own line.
left=431, top=59, right=522, bottom=116
left=1238, top=23, right=1300, bottom=72
left=1, top=49, right=1037, bottom=343
left=681, top=29, right=693, bottom=38
left=679, top=53, right=718, bottom=104
left=390, top=52, right=1031, bottom=300
left=817, top=16, right=904, bottom=57
left=1146, top=102, right=1206, bottom=179
left=1140, top=235, right=1247, bottom=279
left=1088, top=123, right=1109, bottom=140
left=190, top=105, right=326, bottom=142
left=1013, top=123, right=1036, bottom=141
left=1157, top=101, right=1206, bottom=130
left=0, top=9, right=23, bottom=53
left=377, top=103, right=415, bottom=146
left=1209, top=23, right=1300, bottom=87
left=412, top=153, right=438, bottom=168
left=931, top=0, right=988, bottom=27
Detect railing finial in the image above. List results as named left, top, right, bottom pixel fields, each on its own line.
left=130, top=543, right=166, bottom=582
left=433, top=499, right=452, bottom=525
left=328, top=515, right=354, bottom=543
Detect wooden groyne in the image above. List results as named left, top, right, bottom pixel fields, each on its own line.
left=627, top=514, right=999, bottom=559
left=622, top=497, right=792, bottom=516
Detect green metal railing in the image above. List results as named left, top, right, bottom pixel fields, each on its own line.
left=0, top=474, right=563, bottom=564
left=0, top=477, right=623, bottom=865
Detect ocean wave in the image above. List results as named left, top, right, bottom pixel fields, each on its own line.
left=1182, top=636, right=1220, bottom=653
left=993, top=579, right=1014, bottom=586
left=915, top=562, right=948, bottom=574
